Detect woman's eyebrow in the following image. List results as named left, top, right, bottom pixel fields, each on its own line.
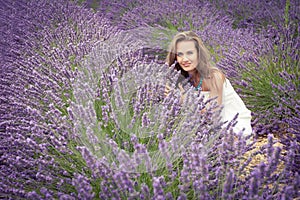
left=177, top=49, right=195, bottom=53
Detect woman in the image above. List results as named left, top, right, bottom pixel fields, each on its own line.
left=166, top=31, right=252, bottom=136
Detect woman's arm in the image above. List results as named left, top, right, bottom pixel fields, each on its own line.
left=178, top=83, right=186, bottom=104
left=210, top=70, right=225, bottom=106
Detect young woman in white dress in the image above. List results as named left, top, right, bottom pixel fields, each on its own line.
left=165, top=31, right=252, bottom=136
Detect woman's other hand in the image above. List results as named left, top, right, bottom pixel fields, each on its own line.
left=178, top=83, right=186, bottom=104
left=164, top=82, right=171, bottom=97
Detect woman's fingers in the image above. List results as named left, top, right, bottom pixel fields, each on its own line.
left=165, top=84, right=171, bottom=90
left=164, top=83, right=171, bottom=97
left=164, top=88, right=170, bottom=96
left=178, top=83, right=185, bottom=93
left=200, top=108, right=206, bottom=114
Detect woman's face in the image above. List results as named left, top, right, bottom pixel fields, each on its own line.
left=176, top=40, right=198, bottom=73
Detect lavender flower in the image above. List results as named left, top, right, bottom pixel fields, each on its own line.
left=72, top=173, right=94, bottom=200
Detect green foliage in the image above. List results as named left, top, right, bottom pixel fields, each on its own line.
left=237, top=37, right=299, bottom=125
left=284, top=0, right=291, bottom=27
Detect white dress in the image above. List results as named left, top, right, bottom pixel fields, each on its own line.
left=200, top=79, right=252, bottom=136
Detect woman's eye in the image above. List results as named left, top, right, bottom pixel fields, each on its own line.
left=187, top=51, right=193, bottom=55
left=177, top=53, right=183, bottom=57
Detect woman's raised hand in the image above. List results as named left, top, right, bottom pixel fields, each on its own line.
left=164, top=82, right=171, bottom=97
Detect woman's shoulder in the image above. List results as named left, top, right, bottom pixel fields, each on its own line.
left=208, top=69, right=226, bottom=85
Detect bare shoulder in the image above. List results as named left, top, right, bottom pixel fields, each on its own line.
left=207, top=69, right=225, bottom=105
left=210, top=69, right=225, bottom=85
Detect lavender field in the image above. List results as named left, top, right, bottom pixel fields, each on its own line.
left=0, top=0, right=299, bottom=199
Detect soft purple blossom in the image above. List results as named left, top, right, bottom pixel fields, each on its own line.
left=72, top=173, right=94, bottom=200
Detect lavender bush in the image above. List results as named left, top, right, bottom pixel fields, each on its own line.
left=0, top=0, right=118, bottom=198
left=73, top=41, right=299, bottom=198
left=1, top=0, right=299, bottom=199
left=209, top=0, right=300, bottom=31
left=235, top=26, right=299, bottom=130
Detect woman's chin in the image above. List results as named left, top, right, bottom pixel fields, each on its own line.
left=184, top=67, right=197, bottom=73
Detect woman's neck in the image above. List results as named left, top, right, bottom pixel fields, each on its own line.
left=188, top=69, right=200, bottom=87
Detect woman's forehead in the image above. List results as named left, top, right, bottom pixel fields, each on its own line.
left=176, top=40, right=196, bottom=51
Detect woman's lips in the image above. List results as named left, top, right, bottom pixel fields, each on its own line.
left=182, top=63, right=190, bottom=67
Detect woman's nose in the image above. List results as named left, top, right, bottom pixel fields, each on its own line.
left=182, top=55, right=189, bottom=61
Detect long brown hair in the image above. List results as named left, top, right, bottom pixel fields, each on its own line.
left=166, top=31, right=225, bottom=98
